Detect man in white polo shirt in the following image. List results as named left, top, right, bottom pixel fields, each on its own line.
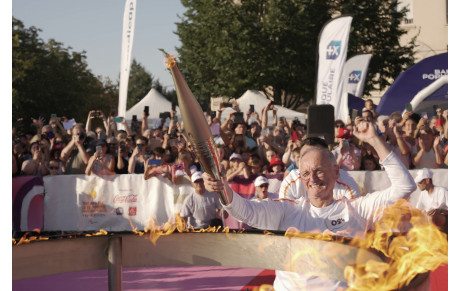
left=413, top=168, right=448, bottom=232
left=203, top=121, right=416, bottom=290
left=180, top=172, right=223, bottom=229
left=252, top=176, right=278, bottom=201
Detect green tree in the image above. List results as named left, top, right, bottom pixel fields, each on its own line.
left=176, top=0, right=415, bottom=109
left=126, top=59, right=153, bottom=109
left=12, top=17, right=117, bottom=126
left=125, top=59, right=178, bottom=110
left=332, top=0, right=416, bottom=96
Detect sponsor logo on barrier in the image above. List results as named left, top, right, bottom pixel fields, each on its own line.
left=129, top=207, right=137, bottom=216
left=81, top=201, right=107, bottom=213
left=422, top=69, right=447, bottom=80
left=113, top=194, right=138, bottom=203
left=348, top=70, right=362, bottom=83
left=326, top=41, right=342, bottom=60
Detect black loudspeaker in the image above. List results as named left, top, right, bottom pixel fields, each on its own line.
left=307, top=104, right=335, bottom=145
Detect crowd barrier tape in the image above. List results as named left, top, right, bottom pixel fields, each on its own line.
left=12, top=169, right=448, bottom=232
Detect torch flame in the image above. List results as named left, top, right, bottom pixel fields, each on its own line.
left=164, top=54, right=177, bottom=69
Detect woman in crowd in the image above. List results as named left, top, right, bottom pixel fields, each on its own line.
left=128, top=136, right=149, bottom=174
left=85, top=139, right=115, bottom=175
left=21, top=137, right=49, bottom=176
left=226, top=153, right=250, bottom=182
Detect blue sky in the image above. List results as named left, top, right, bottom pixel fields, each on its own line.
left=12, top=0, right=187, bottom=88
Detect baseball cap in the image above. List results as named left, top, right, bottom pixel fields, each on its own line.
left=268, top=156, right=283, bottom=171
left=336, top=128, right=351, bottom=139
left=191, top=172, right=203, bottom=183
left=414, top=168, right=433, bottom=183
left=229, top=153, right=242, bottom=161
left=254, top=176, right=269, bottom=187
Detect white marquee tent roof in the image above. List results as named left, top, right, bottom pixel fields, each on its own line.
left=125, top=88, right=182, bottom=129
left=220, top=90, right=306, bottom=125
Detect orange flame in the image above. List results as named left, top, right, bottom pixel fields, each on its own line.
left=281, top=199, right=447, bottom=290
left=164, top=54, right=177, bottom=69
left=344, top=199, right=447, bottom=290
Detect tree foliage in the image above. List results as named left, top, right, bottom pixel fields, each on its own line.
left=126, top=59, right=178, bottom=110
left=12, top=17, right=118, bottom=126
left=175, top=0, right=416, bottom=109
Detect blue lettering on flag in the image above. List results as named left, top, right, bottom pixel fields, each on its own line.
left=348, top=70, right=362, bottom=83
left=326, top=41, right=342, bottom=60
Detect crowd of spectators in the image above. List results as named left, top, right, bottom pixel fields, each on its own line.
left=12, top=99, right=448, bottom=181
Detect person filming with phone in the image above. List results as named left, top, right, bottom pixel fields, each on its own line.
left=60, top=123, right=94, bottom=174
left=128, top=136, right=149, bottom=174
left=85, top=139, right=115, bottom=176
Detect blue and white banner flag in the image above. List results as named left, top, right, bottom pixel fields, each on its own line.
left=315, top=15, right=353, bottom=120
left=344, top=54, right=372, bottom=98
left=118, top=0, right=137, bottom=117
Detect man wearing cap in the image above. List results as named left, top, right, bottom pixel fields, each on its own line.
left=267, top=156, right=285, bottom=174
left=279, top=137, right=361, bottom=201
left=203, top=121, right=416, bottom=290
left=413, top=168, right=448, bottom=232
left=180, top=172, right=223, bottom=229
left=332, top=128, right=361, bottom=171
left=252, top=176, right=278, bottom=201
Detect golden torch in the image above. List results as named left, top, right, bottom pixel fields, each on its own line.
left=164, top=54, right=230, bottom=205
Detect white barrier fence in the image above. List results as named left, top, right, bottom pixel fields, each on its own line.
left=42, top=169, right=448, bottom=231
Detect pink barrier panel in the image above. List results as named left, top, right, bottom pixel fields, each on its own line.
left=12, top=176, right=44, bottom=232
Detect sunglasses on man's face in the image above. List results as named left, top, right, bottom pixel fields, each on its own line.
left=49, top=166, right=59, bottom=170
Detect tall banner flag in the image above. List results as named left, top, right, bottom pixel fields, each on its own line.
left=315, top=15, right=353, bottom=120
left=118, top=0, right=137, bottom=117
left=344, top=54, right=372, bottom=98
left=335, top=53, right=372, bottom=121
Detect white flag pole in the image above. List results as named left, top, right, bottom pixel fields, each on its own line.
left=118, top=0, right=137, bottom=118
left=314, top=15, right=353, bottom=120
left=336, top=54, right=372, bottom=121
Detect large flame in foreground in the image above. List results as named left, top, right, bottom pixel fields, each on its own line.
left=343, top=200, right=447, bottom=290
left=283, top=199, right=447, bottom=290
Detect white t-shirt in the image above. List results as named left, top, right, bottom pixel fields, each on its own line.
left=415, top=186, right=448, bottom=212
left=180, top=190, right=222, bottom=229
left=278, top=168, right=361, bottom=201
left=224, top=152, right=416, bottom=290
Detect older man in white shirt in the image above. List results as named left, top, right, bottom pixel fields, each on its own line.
left=203, top=121, right=416, bottom=290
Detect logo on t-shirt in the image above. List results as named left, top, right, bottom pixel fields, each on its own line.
left=326, top=213, right=349, bottom=232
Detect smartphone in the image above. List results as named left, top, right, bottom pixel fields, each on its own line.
left=96, top=145, right=102, bottom=154
left=172, top=103, right=176, bottom=111
left=234, top=112, right=244, bottom=123
left=148, top=159, right=162, bottom=166
left=137, top=144, right=142, bottom=151
left=405, top=103, right=413, bottom=112
left=111, top=105, right=116, bottom=116
left=173, top=116, right=178, bottom=122
left=343, top=140, right=349, bottom=147
left=144, top=106, right=149, bottom=115
left=51, top=113, right=57, bottom=118
left=210, top=111, right=217, bottom=119
left=113, top=117, right=123, bottom=122
left=132, top=115, right=137, bottom=121
left=421, top=112, right=428, bottom=120
left=249, top=104, right=255, bottom=113
left=222, top=102, right=232, bottom=108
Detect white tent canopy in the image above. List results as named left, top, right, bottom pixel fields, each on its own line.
left=220, top=90, right=306, bottom=125
left=125, top=88, right=182, bottom=129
